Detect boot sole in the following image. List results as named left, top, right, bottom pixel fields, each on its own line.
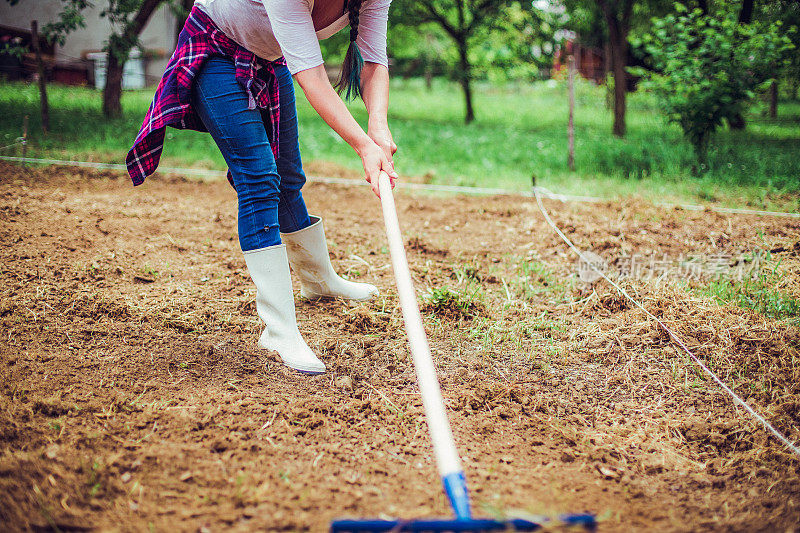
left=300, top=290, right=378, bottom=301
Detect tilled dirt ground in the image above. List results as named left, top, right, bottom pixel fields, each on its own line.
left=1, top=161, right=799, bottom=532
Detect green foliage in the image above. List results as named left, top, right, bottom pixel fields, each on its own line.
left=0, top=42, right=27, bottom=60
left=632, top=3, right=794, bottom=164
left=756, top=1, right=800, bottom=98
left=102, top=0, right=155, bottom=61
left=389, top=0, right=565, bottom=120
left=381, top=25, right=451, bottom=78
left=474, top=2, right=567, bottom=82
left=42, top=0, right=91, bottom=46
left=562, top=0, right=674, bottom=50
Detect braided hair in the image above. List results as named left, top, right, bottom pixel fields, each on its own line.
left=335, top=0, right=364, bottom=101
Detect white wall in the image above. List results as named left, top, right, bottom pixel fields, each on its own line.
left=0, top=0, right=177, bottom=84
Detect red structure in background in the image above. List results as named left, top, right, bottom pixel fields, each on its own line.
left=553, top=40, right=606, bottom=83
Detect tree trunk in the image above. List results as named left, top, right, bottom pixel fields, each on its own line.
left=608, top=25, right=627, bottom=137
left=103, top=48, right=124, bottom=118
left=457, top=39, right=474, bottom=124
left=769, top=80, right=778, bottom=118
left=728, top=114, right=745, bottom=129
left=30, top=21, right=49, bottom=133
left=598, top=0, right=631, bottom=137
left=738, top=0, right=754, bottom=24
left=102, top=0, right=164, bottom=118
left=729, top=0, right=755, bottom=129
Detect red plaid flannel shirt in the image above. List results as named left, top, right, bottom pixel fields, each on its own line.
left=126, top=5, right=284, bottom=187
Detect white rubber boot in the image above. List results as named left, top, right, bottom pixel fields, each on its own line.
left=243, top=244, right=326, bottom=374
left=282, top=215, right=378, bottom=301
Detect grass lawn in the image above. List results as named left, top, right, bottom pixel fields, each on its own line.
left=0, top=77, right=798, bottom=211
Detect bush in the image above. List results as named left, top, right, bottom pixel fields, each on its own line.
left=632, top=3, right=793, bottom=165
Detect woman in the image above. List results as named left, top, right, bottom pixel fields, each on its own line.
left=126, top=0, right=397, bottom=375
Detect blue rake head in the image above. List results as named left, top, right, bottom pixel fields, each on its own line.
left=330, top=514, right=597, bottom=532
left=332, top=473, right=596, bottom=532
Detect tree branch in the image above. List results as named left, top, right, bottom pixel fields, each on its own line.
left=418, top=0, right=461, bottom=39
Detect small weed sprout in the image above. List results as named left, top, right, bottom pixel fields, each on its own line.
left=451, top=263, right=481, bottom=283
left=86, top=459, right=103, bottom=498
left=514, top=259, right=571, bottom=302
left=422, top=286, right=484, bottom=319
left=140, top=264, right=158, bottom=278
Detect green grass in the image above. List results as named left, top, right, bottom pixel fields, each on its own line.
left=700, top=252, right=800, bottom=324
left=706, top=278, right=799, bottom=324
left=422, top=285, right=485, bottom=319
left=0, top=77, right=798, bottom=210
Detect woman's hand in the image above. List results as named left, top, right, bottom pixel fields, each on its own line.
left=357, top=138, right=398, bottom=197
left=367, top=121, right=397, bottom=163
left=294, top=63, right=397, bottom=198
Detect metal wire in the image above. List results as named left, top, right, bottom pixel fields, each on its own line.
left=0, top=154, right=797, bottom=218
left=0, top=138, right=24, bottom=152
left=533, top=188, right=800, bottom=459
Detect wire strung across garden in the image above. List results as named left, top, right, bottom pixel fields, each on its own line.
left=0, top=154, right=798, bottom=219
left=533, top=188, right=800, bottom=460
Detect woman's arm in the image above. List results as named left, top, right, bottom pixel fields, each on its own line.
left=361, top=62, right=397, bottom=162
left=294, top=65, right=397, bottom=197
left=263, top=0, right=395, bottom=196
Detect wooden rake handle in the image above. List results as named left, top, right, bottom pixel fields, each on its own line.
left=376, top=171, right=470, bottom=519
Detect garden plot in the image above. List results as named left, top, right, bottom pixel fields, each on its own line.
left=0, top=162, right=798, bottom=532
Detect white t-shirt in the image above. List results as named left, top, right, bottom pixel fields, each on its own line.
left=194, top=0, right=390, bottom=74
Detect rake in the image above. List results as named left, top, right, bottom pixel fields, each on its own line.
left=330, top=172, right=596, bottom=532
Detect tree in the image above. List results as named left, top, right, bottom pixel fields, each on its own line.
left=562, top=0, right=638, bottom=136
left=634, top=4, right=792, bottom=165
left=563, top=0, right=673, bottom=136
left=40, top=0, right=91, bottom=44
left=726, top=0, right=756, bottom=130
left=391, top=0, right=513, bottom=123
left=756, top=0, right=800, bottom=116
left=595, top=0, right=634, bottom=137
left=480, top=2, right=565, bottom=83
left=102, top=0, right=167, bottom=118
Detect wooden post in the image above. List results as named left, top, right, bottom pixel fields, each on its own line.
left=30, top=21, right=49, bottom=134
left=567, top=55, right=575, bottom=171
left=22, top=115, right=28, bottom=166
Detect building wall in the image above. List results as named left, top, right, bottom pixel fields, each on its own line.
left=0, top=1, right=177, bottom=84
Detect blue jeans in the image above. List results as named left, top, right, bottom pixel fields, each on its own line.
left=192, top=57, right=312, bottom=251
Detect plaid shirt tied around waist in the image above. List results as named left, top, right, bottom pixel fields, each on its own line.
left=126, top=5, right=284, bottom=187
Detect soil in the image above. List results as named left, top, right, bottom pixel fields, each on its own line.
left=1, top=161, right=799, bottom=532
